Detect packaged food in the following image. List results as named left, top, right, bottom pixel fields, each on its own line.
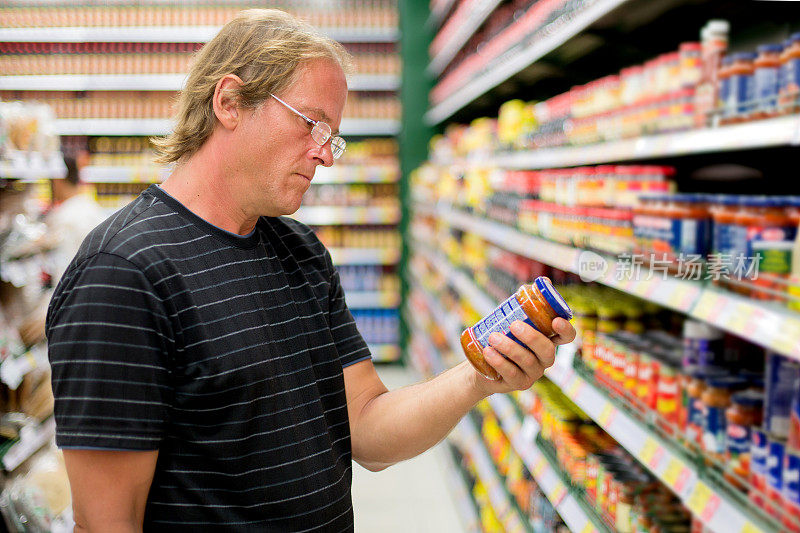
left=753, top=44, right=783, bottom=119
left=765, top=352, right=800, bottom=440
left=751, top=427, right=769, bottom=508
left=684, top=367, right=727, bottom=445
left=767, top=436, right=787, bottom=519
left=721, top=52, right=756, bottom=123
left=460, top=276, right=573, bottom=380
left=682, top=320, right=724, bottom=368
left=701, top=376, right=747, bottom=457
left=783, top=447, right=800, bottom=532
left=725, top=390, right=764, bottom=486
left=779, top=33, right=800, bottom=115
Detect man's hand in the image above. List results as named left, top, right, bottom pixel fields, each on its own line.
left=471, top=317, right=576, bottom=396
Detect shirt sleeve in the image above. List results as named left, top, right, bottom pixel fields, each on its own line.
left=46, top=252, right=174, bottom=451
left=326, top=256, right=372, bottom=369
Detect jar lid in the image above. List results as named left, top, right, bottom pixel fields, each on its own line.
left=686, top=365, right=728, bottom=379
left=732, top=390, right=765, bottom=407
left=707, top=376, right=748, bottom=389
left=757, top=44, right=784, bottom=54
left=730, top=52, right=757, bottom=62
left=534, top=276, right=573, bottom=320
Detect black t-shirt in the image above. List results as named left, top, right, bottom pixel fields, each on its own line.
left=46, top=185, right=371, bottom=531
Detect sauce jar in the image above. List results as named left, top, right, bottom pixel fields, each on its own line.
left=655, top=350, right=681, bottom=432
left=722, top=52, right=756, bottom=124
left=725, top=390, right=764, bottom=489
left=779, top=33, right=800, bottom=115
left=682, top=366, right=727, bottom=446
left=753, top=44, right=783, bottom=119
left=701, top=376, right=747, bottom=458
left=461, top=276, right=573, bottom=380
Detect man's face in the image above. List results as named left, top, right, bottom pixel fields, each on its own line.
left=232, top=58, right=348, bottom=217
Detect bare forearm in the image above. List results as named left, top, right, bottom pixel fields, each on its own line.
left=351, top=361, right=487, bottom=469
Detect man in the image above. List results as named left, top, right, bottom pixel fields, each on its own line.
left=46, top=9, right=575, bottom=532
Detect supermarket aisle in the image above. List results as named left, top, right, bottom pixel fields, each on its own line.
left=351, top=365, right=465, bottom=532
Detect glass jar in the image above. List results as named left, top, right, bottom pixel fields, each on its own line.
left=725, top=390, right=764, bottom=488
left=753, top=44, right=783, bottom=119
left=461, top=276, right=573, bottom=380
left=701, top=376, right=748, bottom=459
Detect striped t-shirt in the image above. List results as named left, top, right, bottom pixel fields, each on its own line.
left=46, top=184, right=372, bottom=531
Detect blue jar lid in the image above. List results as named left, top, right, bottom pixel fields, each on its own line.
left=732, top=390, right=764, bottom=408
left=707, top=376, right=748, bottom=389
left=534, top=276, right=573, bottom=320
left=718, top=195, right=744, bottom=206
left=731, top=52, right=757, bottom=62
left=757, top=44, right=784, bottom=54
left=791, top=32, right=800, bottom=43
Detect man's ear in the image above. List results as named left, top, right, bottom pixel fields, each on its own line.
left=213, top=74, right=245, bottom=130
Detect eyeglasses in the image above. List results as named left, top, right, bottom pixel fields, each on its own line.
left=270, top=93, right=346, bottom=160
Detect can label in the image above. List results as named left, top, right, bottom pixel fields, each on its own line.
left=471, top=294, right=535, bottom=349
left=703, top=405, right=727, bottom=454
left=727, top=422, right=752, bottom=459
left=768, top=439, right=786, bottom=492
left=687, top=398, right=705, bottom=443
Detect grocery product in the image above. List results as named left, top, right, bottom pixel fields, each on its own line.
left=753, top=44, right=783, bottom=119
left=461, top=277, right=573, bottom=380
left=725, top=390, right=764, bottom=485
left=779, top=33, right=800, bottom=115
left=765, top=352, right=800, bottom=440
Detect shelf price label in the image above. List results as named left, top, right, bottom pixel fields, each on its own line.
left=547, top=482, right=567, bottom=506
left=532, top=457, right=548, bottom=479
left=598, top=403, right=616, bottom=427
left=740, top=521, right=764, bottom=533
left=567, top=378, right=585, bottom=399
left=580, top=522, right=597, bottom=533
left=686, top=481, right=720, bottom=522
left=638, top=438, right=662, bottom=469
left=662, top=458, right=691, bottom=494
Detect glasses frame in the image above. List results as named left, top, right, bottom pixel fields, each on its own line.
left=270, top=93, right=346, bottom=160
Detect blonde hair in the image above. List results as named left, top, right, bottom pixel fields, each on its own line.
left=152, top=9, right=352, bottom=164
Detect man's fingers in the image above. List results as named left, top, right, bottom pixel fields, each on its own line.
left=550, top=317, right=576, bottom=345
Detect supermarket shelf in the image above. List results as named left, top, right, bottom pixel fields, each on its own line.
left=292, top=205, right=401, bottom=225
left=428, top=0, right=504, bottom=76
left=312, top=164, right=399, bottom=184
left=368, top=344, right=401, bottom=362
left=344, top=290, right=400, bottom=309
left=0, top=26, right=400, bottom=43
left=0, top=151, right=66, bottom=181
left=488, top=395, right=604, bottom=533
left=80, top=164, right=398, bottom=185
left=416, top=243, right=774, bottom=533
left=328, top=247, right=400, bottom=265
left=81, top=165, right=170, bottom=184
left=0, top=73, right=399, bottom=92
left=55, top=118, right=401, bottom=136
left=428, top=204, right=800, bottom=361
left=453, top=416, right=531, bottom=533
left=546, top=360, right=772, bottom=533
left=444, top=457, right=483, bottom=533
left=477, top=115, right=800, bottom=169
left=424, top=0, right=630, bottom=125
left=1, top=417, right=56, bottom=472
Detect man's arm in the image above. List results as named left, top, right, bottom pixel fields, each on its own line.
left=63, top=449, right=158, bottom=533
left=344, top=317, right=575, bottom=471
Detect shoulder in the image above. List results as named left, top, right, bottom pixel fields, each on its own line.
left=266, top=216, right=332, bottom=270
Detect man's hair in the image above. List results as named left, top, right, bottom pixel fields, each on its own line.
left=151, top=9, right=352, bottom=164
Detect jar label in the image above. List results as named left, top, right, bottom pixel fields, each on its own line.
left=748, top=225, right=797, bottom=275
left=755, top=65, right=780, bottom=113
left=727, top=422, right=752, bottom=459
left=726, top=73, right=755, bottom=117
left=472, top=294, right=535, bottom=349
left=768, top=439, right=786, bottom=491
left=784, top=449, right=800, bottom=506
left=752, top=429, right=769, bottom=475
left=703, top=405, right=727, bottom=454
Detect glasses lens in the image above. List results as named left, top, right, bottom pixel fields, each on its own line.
left=310, top=122, right=331, bottom=146
left=331, top=136, right=346, bottom=160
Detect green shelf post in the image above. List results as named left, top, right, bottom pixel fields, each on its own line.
left=398, top=0, right=434, bottom=365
